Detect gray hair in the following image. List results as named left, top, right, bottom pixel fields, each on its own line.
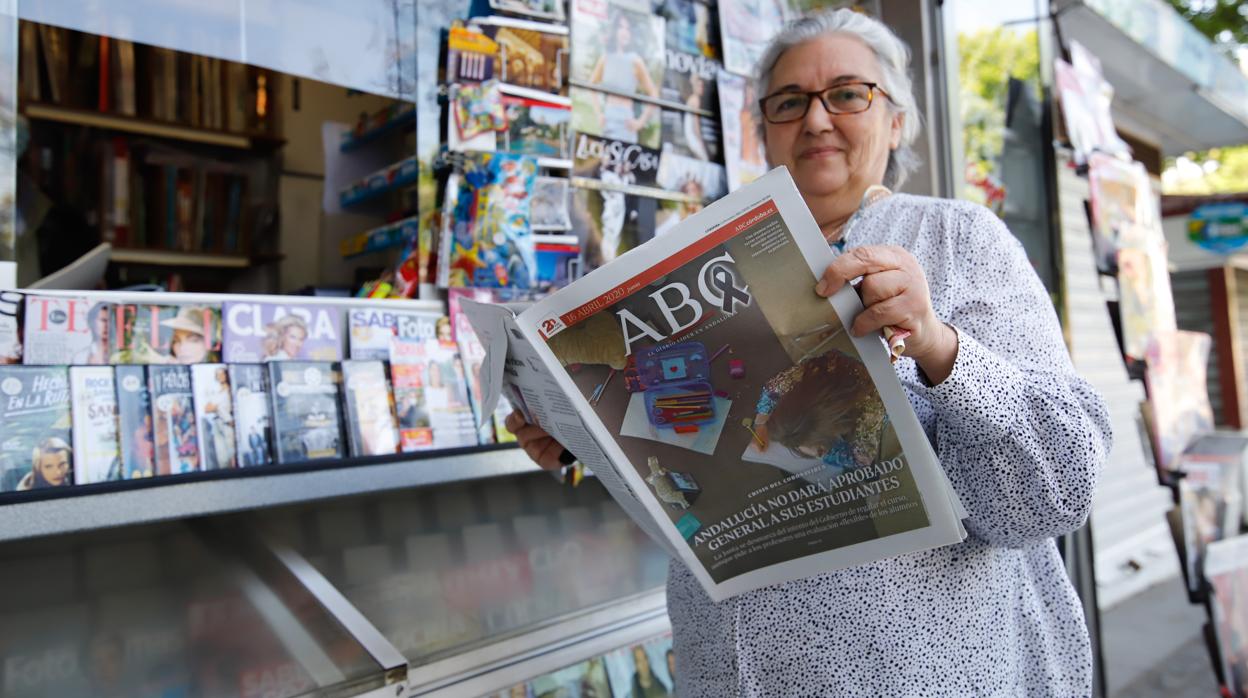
left=753, top=8, right=922, bottom=190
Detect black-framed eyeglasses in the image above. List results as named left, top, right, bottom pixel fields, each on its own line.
left=758, top=82, right=893, bottom=124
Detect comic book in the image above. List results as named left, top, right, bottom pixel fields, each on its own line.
left=70, top=366, right=122, bottom=484
left=191, top=364, right=237, bottom=470
left=341, top=360, right=400, bottom=457
left=222, top=301, right=343, bottom=363
left=267, top=362, right=344, bottom=463
left=148, top=365, right=199, bottom=475
left=115, top=365, right=156, bottom=479
left=108, top=303, right=222, bottom=364
left=23, top=295, right=109, bottom=365
left=229, top=364, right=273, bottom=467
left=461, top=168, right=966, bottom=601
left=0, top=290, right=24, bottom=364
left=347, top=307, right=445, bottom=361
left=0, top=366, right=72, bottom=492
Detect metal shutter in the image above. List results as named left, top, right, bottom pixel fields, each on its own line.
left=1056, top=152, right=1176, bottom=608
left=1171, top=269, right=1225, bottom=424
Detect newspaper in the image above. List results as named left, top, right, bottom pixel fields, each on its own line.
left=462, top=167, right=966, bottom=601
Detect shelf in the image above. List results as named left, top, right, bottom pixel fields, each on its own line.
left=23, top=103, right=285, bottom=150
left=0, top=446, right=538, bottom=543
left=110, top=247, right=274, bottom=268
left=340, top=214, right=419, bottom=259
left=340, top=156, right=420, bottom=208
left=340, top=106, right=417, bottom=152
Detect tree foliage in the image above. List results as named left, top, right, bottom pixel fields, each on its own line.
left=957, top=28, right=1040, bottom=180
left=1162, top=0, right=1248, bottom=53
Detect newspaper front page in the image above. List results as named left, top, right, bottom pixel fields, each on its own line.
left=464, top=168, right=966, bottom=601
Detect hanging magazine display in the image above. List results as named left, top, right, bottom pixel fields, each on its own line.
left=662, top=49, right=718, bottom=114
left=462, top=168, right=965, bottom=601
left=719, top=0, right=788, bottom=76
left=718, top=70, right=768, bottom=191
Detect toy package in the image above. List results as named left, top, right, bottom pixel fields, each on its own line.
left=439, top=152, right=539, bottom=289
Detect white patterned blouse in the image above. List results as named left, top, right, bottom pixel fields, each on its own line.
left=667, top=193, right=1112, bottom=697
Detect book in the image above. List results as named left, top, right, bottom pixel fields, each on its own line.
left=229, top=364, right=273, bottom=467
left=148, top=365, right=199, bottom=475
left=37, top=24, right=69, bottom=105
left=342, top=361, right=400, bottom=457
left=0, top=290, right=22, bottom=364
left=459, top=168, right=968, bottom=601
left=222, top=302, right=344, bottom=362
left=347, top=307, right=443, bottom=361
left=69, top=366, right=123, bottom=485
left=114, top=39, right=137, bottom=116
left=23, top=295, right=109, bottom=365
left=115, top=365, right=156, bottom=479
left=1204, top=535, right=1248, bottom=696
left=108, top=303, right=223, bottom=364
left=268, top=362, right=344, bottom=463
left=191, top=364, right=237, bottom=470
left=0, top=366, right=72, bottom=492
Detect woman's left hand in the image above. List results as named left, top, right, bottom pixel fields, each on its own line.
left=815, top=245, right=959, bottom=383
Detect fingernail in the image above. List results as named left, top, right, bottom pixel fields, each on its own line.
left=815, top=280, right=828, bottom=296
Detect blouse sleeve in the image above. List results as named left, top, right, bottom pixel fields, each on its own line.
left=917, top=205, right=1111, bottom=549
left=755, top=360, right=809, bottom=416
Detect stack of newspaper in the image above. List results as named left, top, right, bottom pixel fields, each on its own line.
left=463, top=168, right=967, bottom=602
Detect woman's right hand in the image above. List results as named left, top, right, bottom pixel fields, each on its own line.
left=755, top=422, right=770, bottom=451
left=505, top=410, right=568, bottom=471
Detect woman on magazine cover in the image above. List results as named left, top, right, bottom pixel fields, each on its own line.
left=509, top=8, right=1111, bottom=696
left=587, top=11, right=660, bottom=145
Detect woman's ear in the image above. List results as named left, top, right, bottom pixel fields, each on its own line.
left=889, top=112, right=903, bottom=149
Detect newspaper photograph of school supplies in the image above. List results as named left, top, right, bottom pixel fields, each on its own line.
left=462, top=167, right=966, bottom=602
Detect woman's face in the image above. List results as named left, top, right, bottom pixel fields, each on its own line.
left=633, top=647, right=650, bottom=675
left=762, top=34, right=901, bottom=215
left=37, top=450, right=70, bottom=486
left=173, top=331, right=208, bottom=363
left=92, top=309, right=109, bottom=342
left=282, top=326, right=308, bottom=357
left=615, top=20, right=631, bottom=48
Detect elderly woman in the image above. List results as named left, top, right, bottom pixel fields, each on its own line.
left=508, top=8, right=1110, bottom=696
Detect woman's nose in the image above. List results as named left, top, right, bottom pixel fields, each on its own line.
left=803, top=97, right=837, bottom=135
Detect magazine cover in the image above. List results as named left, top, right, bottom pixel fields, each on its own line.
left=69, top=366, right=122, bottom=484
left=570, top=87, right=661, bottom=149
left=447, top=23, right=498, bottom=84
left=1204, top=535, right=1248, bottom=697
left=531, top=176, right=573, bottom=231
left=660, top=108, right=721, bottom=163
left=1087, top=153, right=1152, bottom=273
left=718, top=70, right=768, bottom=191
left=268, top=361, right=344, bottom=463
left=391, top=333, right=477, bottom=450
left=439, top=153, right=540, bottom=289
left=604, top=635, right=676, bottom=697
left=1178, top=463, right=1240, bottom=595
left=663, top=50, right=718, bottom=112
left=1117, top=244, right=1177, bottom=362
left=148, top=365, right=199, bottom=475
left=527, top=657, right=612, bottom=698
left=474, top=21, right=569, bottom=95
left=657, top=145, right=727, bottom=199
left=0, top=366, right=72, bottom=492
left=485, top=168, right=965, bottom=600
left=570, top=0, right=665, bottom=102
left=191, top=364, right=236, bottom=470
left=390, top=361, right=433, bottom=451
left=572, top=133, right=661, bottom=187
left=535, top=235, right=581, bottom=289
left=115, top=365, right=155, bottom=479
left=222, top=301, right=343, bottom=362
left=342, top=360, right=400, bottom=457
left=1145, top=330, right=1214, bottom=473
left=108, top=303, right=223, bottom=364
left=229, top=364, right=273, bottom=467
left=656, top=197, right=704, bottom=237
left=655, top=0, right=718, bottom=58
left=569, top=185, right=658, bottom=269
left=500, top=93, right=571, bottom=158
left=23, top=295, right=109, bottom=365
left=1, top=290, right=23, bottom=364
left=719, top=0, right=788, bottom=76
left=348, top=307, right=444, bottom=360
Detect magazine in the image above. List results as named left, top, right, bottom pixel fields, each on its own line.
left=1116, top=244, right=1177, bottom=362
left=500, top=92, right=571, bottom=158
left=0, top=290, right=21, bottom=364
left=228, top=364, right=273, bottom=467
left=1145, top=330, right=1214, bottom=473
left=23, top=295, right=108, bottom=365
left=569, top=185, right=658, bottom=270
left=462, top=167, right=966, bottom=601
left=719, top=0, right=788, bottom=76
left=222, top=301, right=343, bottom=362
left=535, top=234, right=581, bottom=289
left=69, top=366, right=123, bottom=484
left=471, top=19, right=569, bottom=95
left=659, top=103, right=722, bottom=162
left=604, top=634, right=676, bottom=697
left=531, top=176, right=573, bottom=231
left=1204, top=535, right=1248, bottom=697
left=148, top=365, right=199, bottom=475
left=268, top=362, right=345, bottom=463
left=570, top=0, right=665, bottom=103
left=390, top=331, right=477, bottom=450
left=0, top=366, right=72, bottom=492
left=115, top=366, right=155, bottom=479
left=109, top=303, right=223, bottom=364
left=655, top=0, right=718, bottom=58
left=663, top=49, right=718, bottom=111
left=718, top=70, right=768, bottom=191
left=657, top=145, right=727, bottom=200
left=573, top=133, right=662, bottom=187
left=1178, top=466, right=1240, bottom=595
left=347, top=307, right=444, bottom=361
left=570, top=87, right=662, bottom=150
left=447, top=23, right=498, bottom=85
left=191, top=364, right=237, bottom=470
left=342, top=360, right=400, bottom=457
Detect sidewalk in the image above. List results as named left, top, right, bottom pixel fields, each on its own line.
left=1101, top=575, right=1220, bottom=697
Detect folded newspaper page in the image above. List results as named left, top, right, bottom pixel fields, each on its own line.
left=463, top=167, right=967, bottom=601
